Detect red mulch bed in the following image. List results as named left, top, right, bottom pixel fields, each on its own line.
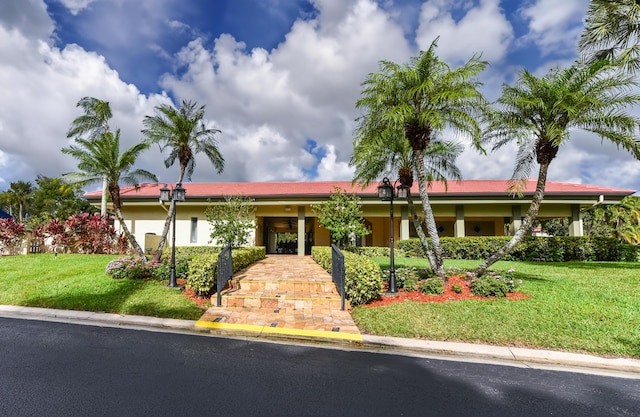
left=173, top=279, right=211, bottom=308
left=363, top=275, right=531, bottom=308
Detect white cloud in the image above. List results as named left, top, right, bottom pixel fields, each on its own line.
left=0, top=3, right=168, bottom=187
left=416, top=0, right=514, bottom=64
left=519, top=0, right=587, bottom=56
left=57, top=0, right=96, bottom=15
left=161, top=0, right=412, bottom=183
left=315, top=144, right=354, bottom=181
left=0, top=0, right=638, bottom=195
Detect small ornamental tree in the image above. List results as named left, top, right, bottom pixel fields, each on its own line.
left=206, top=195, right=256, bottom=248
left=312, top=187, right=370, bottom=247
left=0, top=218, right=26, bottom=255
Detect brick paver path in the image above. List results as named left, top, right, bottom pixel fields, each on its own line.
left=197, top=255, right=361, bottom=340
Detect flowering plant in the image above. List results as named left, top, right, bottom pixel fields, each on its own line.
left=470, top=268, right=522, bottom=297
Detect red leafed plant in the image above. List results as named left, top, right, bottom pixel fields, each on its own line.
left=0, top=218, right=26, bottom=255
left=36, top=213, right=129, bottom=254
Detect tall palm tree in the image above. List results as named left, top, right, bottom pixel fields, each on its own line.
left=475, top=59, right=640, bottom=275
left=579, top=0, right=640, bottom=72
left=354, top=39, right=488, bottom=277
left=142, top=99, right=224, bottom=261
left=351, top=129, right=464, bottom=270
left=67, top=97, right=113, bottom=215
left=62, top=130, right=157, bottom=257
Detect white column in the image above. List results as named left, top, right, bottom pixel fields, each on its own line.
left=400, top=206, right=410, bottom=241
left=297, top=206, right=305, bottom=256
left=454, top=205, right=465, bottom=237
left=569, top=204, right=583, bottom=237
left=511, top=205, right=522, bottom=236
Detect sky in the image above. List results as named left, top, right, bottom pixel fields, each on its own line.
left=0, top=0, right=638, bottom=194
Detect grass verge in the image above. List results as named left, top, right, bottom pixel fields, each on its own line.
left=0, top=254, right=204, bottom=320
left=352, top=257, right=640, bottom=358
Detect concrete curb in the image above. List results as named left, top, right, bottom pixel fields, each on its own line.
left=362, top=335, right=640, bottom=377
left=2, top=305, right=639, bottom=378
left=0, top=305, right=197, bottom=332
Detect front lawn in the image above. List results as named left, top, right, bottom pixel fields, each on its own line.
left=0, top=254, right=204, bottom=320
left=352, top=257, right=640, bottom=358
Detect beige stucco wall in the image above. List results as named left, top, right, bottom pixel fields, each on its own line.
left=115, top=199, right=593, bottom=248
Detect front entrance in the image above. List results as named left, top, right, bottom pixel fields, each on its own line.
left=263, top=217, right=314, bottom=255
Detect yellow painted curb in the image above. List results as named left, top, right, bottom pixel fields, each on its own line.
left=195, top=320, right=363, bottom=342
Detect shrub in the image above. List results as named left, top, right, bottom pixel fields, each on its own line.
left=382, top=267, right=417, bottom=290
left=106, top=256, right=151, bottom=280
left=470, top=269, right=521, bottom=297
left=397, top=236, right=639, bottom=262
left=311, top=246, right=383, bottom=306
left=186, top=247, right=266, bottom=296
left=0, top=218, right=26, bottom=255
left=451, top=284, right=463, bottom=294
left=418, top=278, right=444, bottom=295
left=37, top=214, right=127, bottom=254
left=106, top=255, right=190, bottom=281
left=344, top=246, right=406, bottom=258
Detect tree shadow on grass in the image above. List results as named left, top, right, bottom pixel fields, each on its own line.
left=23, top=279, right=203, bottom=320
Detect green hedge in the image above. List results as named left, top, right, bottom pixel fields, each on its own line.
left=343, top=246, right=406, bottom=258
left=397, top=237, right=640, bottom=262
left=161, top=246, right=221, bottom=261
left=186, top=246, right=266, bottom=296
left=311, top=246, right=383, bottom=306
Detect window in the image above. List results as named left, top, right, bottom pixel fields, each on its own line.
left=190, top=217, right=198, bottom=243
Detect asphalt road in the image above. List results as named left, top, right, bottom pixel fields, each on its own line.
left=0, top=317, right=638, bottom=417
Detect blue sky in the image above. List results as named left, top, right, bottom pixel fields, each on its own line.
left=1, top=0, right=638, bottom=194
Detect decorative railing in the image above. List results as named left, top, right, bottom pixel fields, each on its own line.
left=331, top=244, right=346, bottom=311
left=216, top=244, right=233, bottom=307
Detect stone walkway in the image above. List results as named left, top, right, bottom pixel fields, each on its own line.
left=196, top=255, right=362, bottom=342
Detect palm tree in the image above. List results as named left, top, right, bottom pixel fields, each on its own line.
left=142, top=99, right=224, bottom=261
left=579, top=0, right=640, bottom=72
left=67, top=97, right=113, bottom=215
left=351, top=129, right=464, bottom=271
left=6, top=181, right=33, bottom=222
left=62, top=130, right=157, bottom=257
left=475, top=59, right=640, bottom=275
left=354, top=39, right=488, bottom=277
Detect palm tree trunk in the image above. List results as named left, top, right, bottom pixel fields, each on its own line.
left=413, top=150, right=445, bottom=277
left=474, top=164, right=550, bottom=276
left=407, top=195, right=437, bottom=268
left=114, top=207, right=146, bottom=258
left=152, top=171, right=185, bottom=262
left=152, top=200, right=174, bottom=262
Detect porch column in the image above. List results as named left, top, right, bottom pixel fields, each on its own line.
left=569, top=204, right=583, bottom=237
left=297, top=206, right=305, bottom=256
left=511, top=205, right=522, bottom=236
left=400, top=206, right=410, bottom=241
left=454, top=205, right=465, bottom=237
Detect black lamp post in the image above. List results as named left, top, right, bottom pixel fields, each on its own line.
left=378, top=177, right=408, bottom=294
left=160, top=183, right=186, bottom=288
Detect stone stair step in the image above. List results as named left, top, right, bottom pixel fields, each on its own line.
left=217, top=294, right=345, bottom=310
left=226, top=279, right=338, bottom=293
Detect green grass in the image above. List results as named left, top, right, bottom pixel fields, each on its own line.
left=0, top=254, right=204, bottom=320
left=354, top=257, right=640, bottom=358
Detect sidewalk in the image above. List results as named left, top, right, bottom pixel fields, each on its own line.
left=1, top=304, right=639, bottom=379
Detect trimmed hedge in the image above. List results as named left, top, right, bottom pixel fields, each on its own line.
left=311, top=246, right=383, bottom=306
left=397, top=237, right=640, bottom=262
left=186, top=246, right=266, bottom=296
left=161, top=246, right=221, bottom=260
left=344, top=246, right=406, bottom=258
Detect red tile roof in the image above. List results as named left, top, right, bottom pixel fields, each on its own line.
left=84, top=180, right=635, bottom=200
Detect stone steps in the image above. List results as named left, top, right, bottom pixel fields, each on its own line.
left=216, top=278, right=345, bottom=310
